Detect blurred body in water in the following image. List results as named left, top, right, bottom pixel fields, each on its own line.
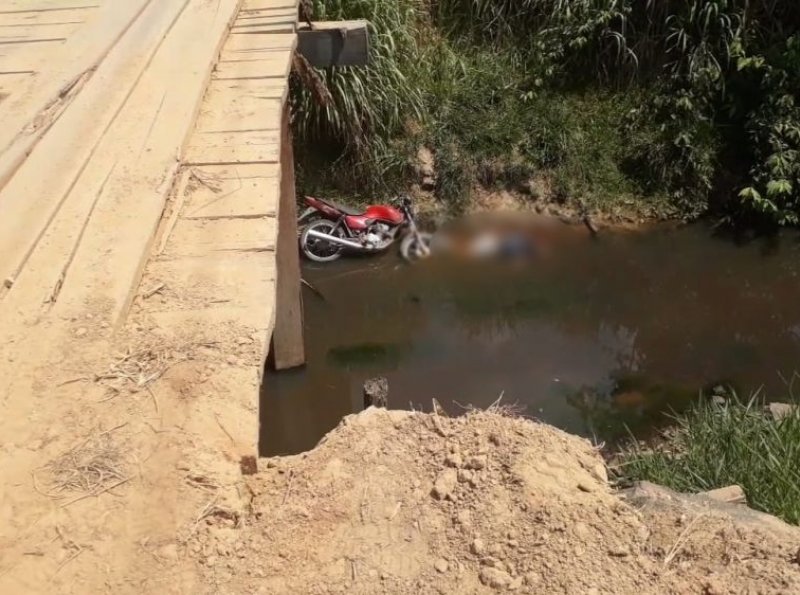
left=432, top=213, right=590, bottom=265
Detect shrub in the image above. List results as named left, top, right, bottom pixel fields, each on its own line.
left=291, top=0, right=423, bottom=197
left=293, top=0, right=800, bottom=223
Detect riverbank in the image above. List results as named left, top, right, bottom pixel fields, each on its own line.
left=192, top=408, right=800, bottom=593
left=294, top=1, right=800, bottom=227
left=617, top=397, right=800, bottom=525
left=407, top=169, right=674, bottom=231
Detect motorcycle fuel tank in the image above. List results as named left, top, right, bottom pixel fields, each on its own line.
left=363, top=204, right=404, bottom=225
left=344, top=215, right=370, bottom=230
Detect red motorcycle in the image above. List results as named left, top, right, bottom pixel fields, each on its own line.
left=298, top=195, right=431, bottom=263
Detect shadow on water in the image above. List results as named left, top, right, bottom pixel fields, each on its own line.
left=260, top=223, right=800, bottom=456
left=326, top=342, right=411, bottom=369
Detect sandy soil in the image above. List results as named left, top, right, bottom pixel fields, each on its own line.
left=0, top=4, right=280, bottom=592
left=3, top=362, right=799, bottom=595
left=0, top=300, right=259, bottom=593
left=189, top=408, right=800, bottom=595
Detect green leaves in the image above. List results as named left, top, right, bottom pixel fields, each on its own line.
left=736, top=55, right=765, bottom=71
left=294, top=1, right=800, bottom=224
left=767, top=179, right=793, bottom=197
left=738, top=187, right=762, bottom=203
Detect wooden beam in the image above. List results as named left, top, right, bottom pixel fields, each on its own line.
left=271, top=101, right=305, bottom=370
left=297, top=20, right=369, bottom=67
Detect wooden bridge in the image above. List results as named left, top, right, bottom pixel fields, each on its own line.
left=0, top=1, right=365, bottom=590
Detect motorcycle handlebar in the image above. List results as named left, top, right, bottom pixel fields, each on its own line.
left=393, top=194, right=412, bottom=209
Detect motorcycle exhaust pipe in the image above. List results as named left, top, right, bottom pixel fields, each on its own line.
left=307, top=229, right=366, bottom=250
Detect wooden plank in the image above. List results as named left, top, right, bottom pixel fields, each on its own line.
left=0, top=23, right=79, bottom=37
left=298, top=20, right=369, bottom=67
left=144, top=253, right=276, bottom=311
left=0, top=8, right=97, bottom=16
left=195, top=105, right=282, bottom=134
left=147, top=306, right=276, bottom=343
left=241, top=0, right=298, bottom=10
left=207, top=77, right=289, bottom=99
left=237, top=8, right=296, bottom=20
left=0, top=9, right=88, bottom=25
left=0, top=0, right=98, bottom=11
left=0, top=0, right=190, bottom=298
left=218, top=46, right=293, bottom=68
left=182, top=164, right=279, bottom=219
left=0, top=0, right=151, bottom=191
left=195, top=94, right=282, bottom=133
left=184, top=130, right=281, bottom=165
left=232, top=23, right=294, bottom=33
left=214, top=55, right=291, bottom=79
left=232, top=15, right=295, bottom=28
left=0, top=34, right=65, bottom=43
left=224, top=32, right=295, bottom=53
left=0, top=71, right=30, bottom=97
left=164, top=218, right=277, bottom=256
left=271, top=103, right=304, bottom=369
left=0, top=38, right=64, bottom=72
left=20, top=0, right=239, bottom=329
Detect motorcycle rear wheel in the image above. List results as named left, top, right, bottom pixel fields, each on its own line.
left=301, top=220, right=345, bottom=262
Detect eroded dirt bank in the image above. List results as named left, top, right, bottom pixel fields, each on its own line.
left=191, top=409, right=800, bottom=594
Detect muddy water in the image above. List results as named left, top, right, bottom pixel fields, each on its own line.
left=260, top=224, right=800, bottom=455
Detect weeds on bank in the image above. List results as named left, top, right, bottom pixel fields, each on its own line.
left=617, top=396, right=800, bottom=525
left=293, top=0, right=800, bottom=225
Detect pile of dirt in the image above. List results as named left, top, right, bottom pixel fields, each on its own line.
left=187, top=409, right=800, bottom=594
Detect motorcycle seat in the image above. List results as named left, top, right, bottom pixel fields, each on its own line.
left=321, top=198, right=362, bottom=216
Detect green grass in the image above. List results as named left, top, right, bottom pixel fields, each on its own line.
left=617, top=397, right=800, bottom=525
left=293, top=0, right=800, bottom=224
left=291, top=0, right=423, bottom=199
left=416, top=43, right=661, bottom=213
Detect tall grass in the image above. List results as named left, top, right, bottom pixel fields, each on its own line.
left=618, top=397, right=800, bottom=525
left=433, top=0, right=800, bottom=222
left=293, top=0, right=800, bottom=223
left=291, top=0, right=423, bottom=196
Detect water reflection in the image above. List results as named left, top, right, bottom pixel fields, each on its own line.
left=261, top=224, right=800, bottom=455
left=598, top=322, right=643, bottom=373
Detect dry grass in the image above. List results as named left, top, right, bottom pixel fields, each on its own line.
left=95, top=339, right=215, bottom=396
left=96, top=345, right=183, bottom=390
left=188, top=167, right=223, bottom=193
left=454, top=391, right=528, bottom=418
left=37, top=425, right=131, bottom=506
left=292, top=51, right=333, bottom=110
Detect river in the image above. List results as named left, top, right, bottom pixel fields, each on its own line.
left=261, top=223, right=800, bottom=455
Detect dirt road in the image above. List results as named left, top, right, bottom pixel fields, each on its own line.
left=0, top=1, right=292, bottom=592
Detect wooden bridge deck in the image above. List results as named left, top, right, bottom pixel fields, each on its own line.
left=0, top=1, right=304, bottom=590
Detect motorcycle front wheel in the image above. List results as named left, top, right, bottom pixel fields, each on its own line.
left=300, top=220, right=345, bottom=262
left=400, top=231, right=433, bottom=263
